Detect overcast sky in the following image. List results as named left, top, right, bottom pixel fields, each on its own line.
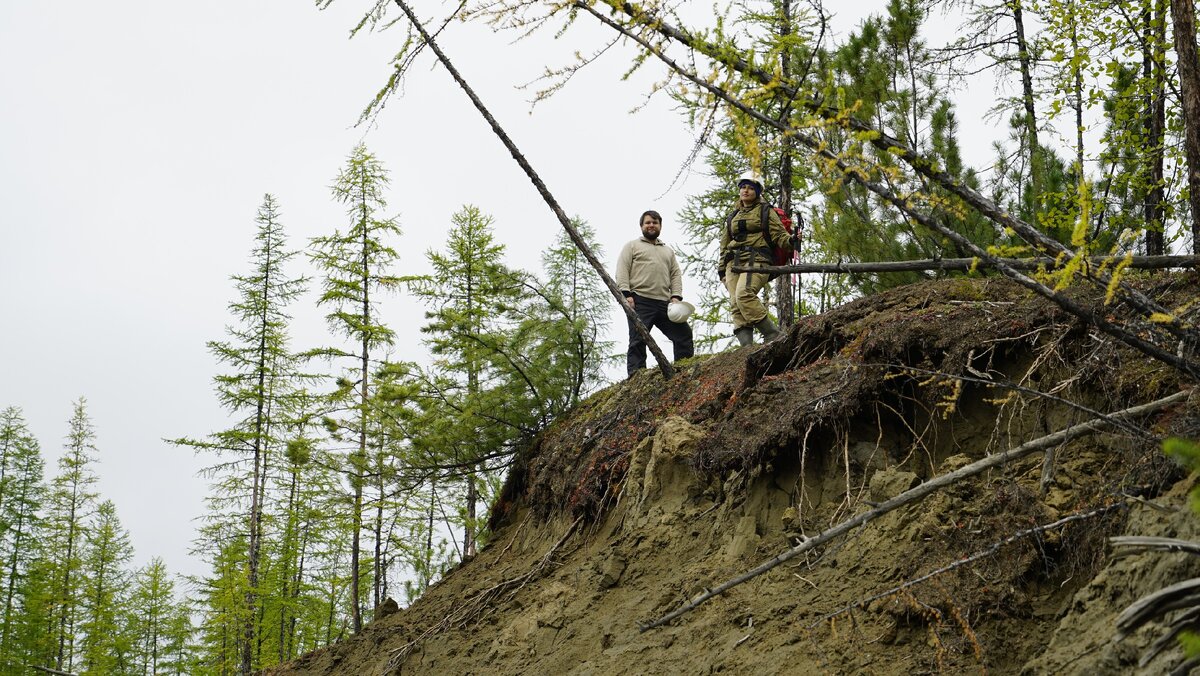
left=0, top=1, right=999, bottom=580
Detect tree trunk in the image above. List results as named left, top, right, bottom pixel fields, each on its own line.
left=1170, top=0, right=1200, bottom=254
left=242, top=258, right=272, bottom=675
left=1147, top=0, right=1168, bottom=255
left=1012, top=0, right=1042, bottom=222
left=374, top=459, right=384, bottom=614
left=774, top=0, right=796, bottom=328
left=464, top=475, right=477, bottom=558
left=351, top=205, right=370, bottom=634
left=1070, top=3, right=1085, bottom=173
left=278, top=467, right=299, bottom=663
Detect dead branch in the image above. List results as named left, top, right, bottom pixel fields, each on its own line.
left=638, top=389, right=1190, bottom=631
left=27, top=667, right=78, bottom=676
left=808, top=503, right=1123, bottom=629
left=1111, top=536, right=1200, bottom=556
left=1115, top=577, right=1200, bottom=641
left=735, top=255, right=1200, bottom=275
left=389, top=0, right=675, bottom=379
left=384, top=515, right=582, bottom=672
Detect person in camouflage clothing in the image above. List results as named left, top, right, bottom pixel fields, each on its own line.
left=719, top=173, right=792, bottom=346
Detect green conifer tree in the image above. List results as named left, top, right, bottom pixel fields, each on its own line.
left=173, top=193, right=308, bottom=672
left=44, top=398, right=101, bottom=673
left=195, top=520, right=263, bottom=674
left=0, top=408, right=45, bottom=674
left=78, top=500, right=134, bottom=674
left=535, top=218, right=613, bottom=408
left=407, top=204, right=527, bottom=558
left=128, top=558, right=175, bottom=676
left=310, top=143, right=402, bottom=633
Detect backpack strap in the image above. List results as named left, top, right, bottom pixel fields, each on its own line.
left=726, top=208, right=748, bottom=242
left=760, top=203, right=775, bottom=251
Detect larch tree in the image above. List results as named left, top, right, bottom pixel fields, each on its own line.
left=173, top=193, right=308, bottom=673
left=0, top=408, right=45, bottom=673
left=406, top=0, right=1200, bottom=383
left=263, top=422, right=343, bottom=662
left=535, top=218, right=613, bottom=408
left=672, top=0, right=827, bottom=340
left=78, top=499, right=134, bottom=675
left=1169, top=0, right=1200, bottom=253
left=309, top=143, right=401, bottom=634
left=13, top=556, right=57, bottom=673
left=158, top=600, right=195, bottom=675
left=406, top=204, right=526, bottom=559
left=362, top=362, right=422, bottom=612
left=44, top=397, right=101, bottom=673
left=193, top=523, right=250, bottom=674
left=128, top=558, right=175, bottom=676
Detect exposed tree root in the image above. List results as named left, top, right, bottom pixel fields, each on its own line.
left=638, top=390, right=1190, bottom=631
left=382, top=516, right=582, bottom=674
left=808, top=503, right=1125, bottom=629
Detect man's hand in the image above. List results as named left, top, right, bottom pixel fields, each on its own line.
left=626, top=296, right=636, bottom=308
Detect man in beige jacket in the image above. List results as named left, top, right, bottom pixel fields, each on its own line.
left=615, top=210, right=694, bottom=376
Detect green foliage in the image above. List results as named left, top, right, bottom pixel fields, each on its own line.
left=193, top=526, right=252, bottom=673
left=537, top=218, right=615, bottom=407
left=128, top=558, right=182, bottom=676
left=311, top=144, right=402, bottom=351
left=406, top=204, right=532, bottom=555
left=0, top=401, right=190, bottom=674
left=43, top=397, right=102, bottom=672
left=78, top=500, right=135, bottom=674
left=0, top=407, right=46, bottom=674
left=310, top=143, right=404, bottom=632
left=1165, top=437, right=1200, bottom=513
left=173, top=193, right=315, bottom=671
left=401, top=206, right=613, bottom=561
left=674, top=0, right=1006, bottom=342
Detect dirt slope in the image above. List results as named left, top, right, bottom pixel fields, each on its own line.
left=269, top=275, right=1200, bottom=675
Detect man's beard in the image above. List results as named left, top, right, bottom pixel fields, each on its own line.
left=642, top=229, right=659, bottom=240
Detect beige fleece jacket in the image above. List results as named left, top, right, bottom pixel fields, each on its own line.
left=615, top=237, right=683, bottom=302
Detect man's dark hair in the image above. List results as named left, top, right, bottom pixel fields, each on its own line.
left=640, top=210, right=662, bottom=225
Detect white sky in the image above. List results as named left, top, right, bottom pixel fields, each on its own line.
left=0, top=1, right=1000, bottom=580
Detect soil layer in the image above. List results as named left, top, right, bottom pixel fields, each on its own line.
left=268, top=275, right=1200, bottom=675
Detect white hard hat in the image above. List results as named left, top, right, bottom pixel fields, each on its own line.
left=737, top=172, right=764, bottom=191
left=667, top=300, right=695, bottom=323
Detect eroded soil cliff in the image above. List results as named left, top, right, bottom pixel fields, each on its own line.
left=269, top=275, right=1200, bottom=675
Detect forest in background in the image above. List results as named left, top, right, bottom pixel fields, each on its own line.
left=6, top=0, right=1200, bottom=673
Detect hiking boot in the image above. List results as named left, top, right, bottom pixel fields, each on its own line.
left=734, top=327, right=754, bottom=347
left=753, top=317, right=782, bottom=342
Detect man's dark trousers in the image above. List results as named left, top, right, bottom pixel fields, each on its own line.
left=626, top=294, right=694, bottom=376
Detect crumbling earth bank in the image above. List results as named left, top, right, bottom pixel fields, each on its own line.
left=269, top=276, right=1200, bottom=675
